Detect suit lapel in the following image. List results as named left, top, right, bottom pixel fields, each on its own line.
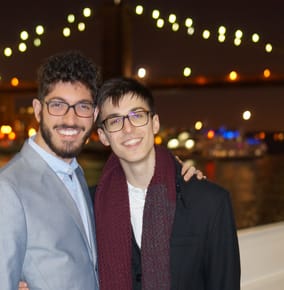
left=21, top=142, right=96, bottom=265
left=75, top=167, right=98, bottom=263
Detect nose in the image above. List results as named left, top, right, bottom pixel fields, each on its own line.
left=122, top=116, right=134, bottom=133
left=62, top=106, right=78, bottom=124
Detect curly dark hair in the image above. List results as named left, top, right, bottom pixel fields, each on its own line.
left=37, top=50, right=101, bottom=101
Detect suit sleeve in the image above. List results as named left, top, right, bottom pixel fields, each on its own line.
left=205, top=192, right=241, bottom=290
left=0, top=181, right=27, bottom=290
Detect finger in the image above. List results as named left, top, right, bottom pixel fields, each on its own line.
left=175, top=155, right=183, bottom=165
left=196, top=170, right=206, bottom=180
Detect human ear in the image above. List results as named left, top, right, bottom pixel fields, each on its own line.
left=33, top=99, right=42, bottom=122
left=152, top=114, right=160, bottom=135
left=97, top=127, right=110, bottom=147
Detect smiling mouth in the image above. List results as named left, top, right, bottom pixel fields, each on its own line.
left=56, top=127, right=81, bottom=136
left=123, top=138, right=142, bottom=146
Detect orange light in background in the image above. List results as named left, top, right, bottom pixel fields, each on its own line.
left=0, top=125, right=12, bottom=134
left=28, top=128, right=37, bottom=137
left=257, top=131, right=266, bottom=140
left=155, top=135, right=163, bottom=145
left=11, top=77, right=19, bottom=87
left=207, top=130, right=215, bottom=139
left=0, top=132, right=4, bottom=139
left=195, top=76, right=207, bottom=85
left=263, top=69, right=271, bottom=78
left=274, top=132, right=284, bottom=141
left=8, top=132, right=16, bottom=140
left=228, top=71, right=239, bottom=81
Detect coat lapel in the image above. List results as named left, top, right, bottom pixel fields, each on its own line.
left=21, top=142, right=96, bottom=264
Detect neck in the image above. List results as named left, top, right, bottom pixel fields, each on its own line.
left=120, top=150, right=156, bottom=189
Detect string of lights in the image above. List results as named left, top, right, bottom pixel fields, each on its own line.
left=0, top=0, right=282, bottom=85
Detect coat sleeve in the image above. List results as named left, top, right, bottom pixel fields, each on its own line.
left=0, top=181, right=27, bottom=290
left=204, top=191, right=241, bottom=290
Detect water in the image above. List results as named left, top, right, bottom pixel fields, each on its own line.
left=1, top=151, right=284, bottom=230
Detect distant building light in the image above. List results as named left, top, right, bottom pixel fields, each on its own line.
left=11, top=77, right=19, bottom=87
left=8, top=132, right=16, bottom=141
left=20, top=31, right=29, bottom=41
left=137, top=67, right=146, bottom=78
left=0, top=125, right=12, bottom=134
left=202, top=30, right=210, bottom=39
left=178, top=131, right=190, bottom=141
left=235, top=30, right=243, bottom=38
left=18, top=42, right=27, bottom=52
left=167, top=138, right=179, bottom=149
left=187, top=27, right=194, bottom=35
left=185, top=139, right=195, bottom=149
left=234, top=38, right=242, bottom=46
left=252, top=33, right=260, bottom=43
left=156, top=18, right=165, bottom=28
left=33, top=38, right=41, bottom=47
left=28, top=128, right=37, bottom=137
left=185, top=18, right=193, bottom=27
left=218, top=34, right=226, bottom=42
left=26, top=106, right=34, bottom=114
left=154, top=135, right=162, bottom=145
left=4, top=47, right=13, bottom=57
left=78, top=22, right=86, bottom=31
left=168, top=14, right=176, bottom=23
left=135, top=5, right=143, bottom=15
left=242, top=110, right=251, bottom=121
left=265, top=43, right=273, bottom=53
left=83, top=7, right=92, bottom=18
left=63, top=27, right=71, bottom=37
left=263, top=69, right=271, bottom=78
left=172, top=23, right=179, bottom=31
left=35, top=25, right=44, bottom=35
left=228, top=71, right=238, bottom=81
left=183, top=67, right=192, bottom=77
left=207, top=130, right=215, bottom=139
left=67, top=14, right=75, bottom=23
left=218, top=26, right=226, bottom=34
left=195, top=121, right=203, bottom=130
left=152, top=10, right=160, bottom=19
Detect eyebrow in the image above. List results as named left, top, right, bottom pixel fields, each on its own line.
left=47, top=97, right=94, bottom=104
left=103, top=107, right=147, bottom=119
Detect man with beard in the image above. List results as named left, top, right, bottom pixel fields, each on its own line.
left=0, top=51, right=100, bottom=290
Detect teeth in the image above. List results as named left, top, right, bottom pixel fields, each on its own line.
left=57, top=129, right=79, bottom=136
left=124, top=138, right=140, bottom=146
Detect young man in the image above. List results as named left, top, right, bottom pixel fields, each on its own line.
left=94, top=77, right=241, bottom=290
left=0, top=51, right=100, bottom=289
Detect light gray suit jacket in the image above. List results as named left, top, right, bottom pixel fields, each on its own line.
left=0, top=141, right=99, bottom=290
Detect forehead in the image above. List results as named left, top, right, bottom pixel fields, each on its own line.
left=101, top=93, right=148, bottom=116
left=46, top=81, right=93, bottom=102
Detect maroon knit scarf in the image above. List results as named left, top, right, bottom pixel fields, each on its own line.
left=95, top=145, right=176, bottom=290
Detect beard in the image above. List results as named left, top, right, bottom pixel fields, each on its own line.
left=39, top=116, right=93, bottom=159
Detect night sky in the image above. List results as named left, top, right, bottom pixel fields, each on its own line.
left=0, top=0, right=283, bottom=131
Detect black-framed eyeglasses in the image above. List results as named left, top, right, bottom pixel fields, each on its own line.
left=102, top=110, right=152, bottom=133
left=45, top=100, right=95, bottom=118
